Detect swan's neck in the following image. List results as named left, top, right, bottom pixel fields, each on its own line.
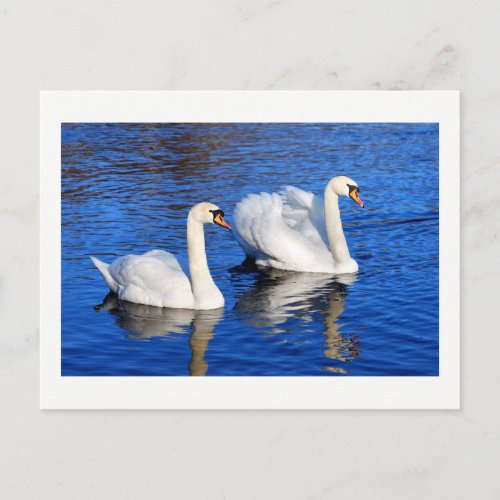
left=324, top=186, right=352, bottom=264
left=187, top=214, right=222, bottom=307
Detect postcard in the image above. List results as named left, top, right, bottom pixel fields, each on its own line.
left=40, top=91, right=459, bottom=408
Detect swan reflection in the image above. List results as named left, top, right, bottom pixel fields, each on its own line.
left=94, top=293, right=223, bottom=376
left=233, top=266, right=360, bottom=373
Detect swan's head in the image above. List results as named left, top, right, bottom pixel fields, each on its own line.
left=329, top=176, right=364, bottom=208
left=190, top=202, right=231, bottom=229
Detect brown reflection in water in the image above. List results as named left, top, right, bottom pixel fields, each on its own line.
left=320, top=286, right=361, bottom=374
left=233, top=267, right=360, bottom=372
left=94, top=293, right=223, bottom=376
left=62, top=123, right=261, bottom=206
left=188, top=309, right=224, bottom=376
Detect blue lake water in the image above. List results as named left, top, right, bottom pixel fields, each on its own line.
left=61, top=122, right=439, bottom=376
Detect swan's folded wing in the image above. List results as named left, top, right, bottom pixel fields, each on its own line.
left=280, top=186, right=329, bottom=248
left=108, top=250, right=194, bottom=308
left=234, top=191, right=331, bottom=271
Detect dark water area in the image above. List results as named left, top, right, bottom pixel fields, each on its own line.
left=61, top=122, right=439, bottom=376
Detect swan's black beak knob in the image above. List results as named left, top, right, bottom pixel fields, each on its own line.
left=211, top=209, right=232, bottom=229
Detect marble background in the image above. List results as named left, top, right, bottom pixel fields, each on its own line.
left=1, top=0, right=499, bottom=498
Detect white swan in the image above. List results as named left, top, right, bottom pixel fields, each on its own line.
left=233, top=176, right=364, bottom=274
left=90, top=202, right=231, bottom=310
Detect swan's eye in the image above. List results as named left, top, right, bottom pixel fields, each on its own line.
left=209, top=209, right=231, bottom=229
left=209, top=209, right=226, bottom=224
left=209, top=209, right=224, bottom=218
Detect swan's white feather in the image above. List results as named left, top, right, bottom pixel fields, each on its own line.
left=280, top=186, right=329, bottom=248
left=233, top=187, right=335, bottom=272
left=90, top=256, right=117, bottom=292
left=92, top=250, right=195, bottom=309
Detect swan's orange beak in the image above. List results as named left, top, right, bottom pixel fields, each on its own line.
left=214, top=212, right=231, bottom=230
left=349, top=189, right=364, bottom=208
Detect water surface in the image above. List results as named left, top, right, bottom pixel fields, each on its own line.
left=62, top=123, right=439, bottom=376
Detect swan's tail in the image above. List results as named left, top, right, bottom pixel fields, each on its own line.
left=90, top=256, right=118, bottom=293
